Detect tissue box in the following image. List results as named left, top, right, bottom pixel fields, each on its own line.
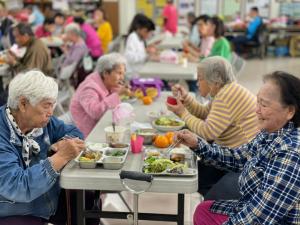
left=130, top=78, right=164, bottom=97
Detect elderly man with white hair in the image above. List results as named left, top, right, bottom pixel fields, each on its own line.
left=0, top=70, right=99, bottom=225
left=61, top=22, right=88, bottom=68
left=70, top=52, right=130, bottom=138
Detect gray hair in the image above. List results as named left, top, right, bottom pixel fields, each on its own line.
left=198, top=56, right=236, bottom=86
left=7, top=70, right=58, bottom=109
left=96, top=52, right=127, bottom=75
left=64, top=22, right=81, bottom=36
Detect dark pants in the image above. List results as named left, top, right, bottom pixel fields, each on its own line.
left=0, top=190, right=100, bottom=225
left=187, top=80, right=198, bottom=93
left=198, top=163, right=241, bottom=200
left=232, top=35, right=250, bottom=55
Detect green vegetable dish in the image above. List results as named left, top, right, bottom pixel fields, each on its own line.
left=106, top=150, right=125, bottom=157
left=155, top=117, right=184, bottom=127
left=143, top=156, right=187, bottom=174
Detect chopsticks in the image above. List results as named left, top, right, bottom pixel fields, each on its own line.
left=166, top=138, right=182, bottom=155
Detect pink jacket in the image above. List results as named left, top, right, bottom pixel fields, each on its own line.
left=81, top=23, right=103, bottom=58
left=70, top=72, right=120, bottom=138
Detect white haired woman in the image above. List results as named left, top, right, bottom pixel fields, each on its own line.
left=61, top=22, right=88, bottom=67
left=167, top=56, right=259, bottom=200
left=175, top=71, right=300, bottom=225
left=0, top=70, right=99, bottom=225
left=70, top=52, right=130, bottom=138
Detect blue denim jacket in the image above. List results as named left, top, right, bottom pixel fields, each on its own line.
left=0, top=106, right=83, bottom=219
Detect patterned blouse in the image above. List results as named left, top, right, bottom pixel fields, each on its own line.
left=195, top=121, right=300, bottom=224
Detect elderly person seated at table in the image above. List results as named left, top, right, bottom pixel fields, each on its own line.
left=60, top=22, right=88, bottom=68
left=167, top=56, right=258, bottom=200
left=0, top=70, right=100, bottom=225
left=5, top=23, right=53, bottom=76
left=175, top=71, right=300, bottom=225
left=70, top=53, right=131, bottom=138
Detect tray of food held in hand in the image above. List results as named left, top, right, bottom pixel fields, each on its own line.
left=74, top=142, right=129, bottom=169
left=142, top=146, right=197, bottom=176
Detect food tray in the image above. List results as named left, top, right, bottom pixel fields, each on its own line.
left=142, top=146, right=197, bottom=176
left=74, top=142, right=129, bottom=169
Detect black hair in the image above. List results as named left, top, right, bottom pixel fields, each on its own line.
left=263, top=71, right=300, bottom=127
left=54, top=12, right=65, bottom=19
left=73, top=16, right=85, bottom=25
left=208, top=16, right=225, bottom=38
left=197, top=14, right=210, bottom=24
left=44, top=17, right=55, bottom=25
left=128, top=13, right=155, bottom=35
left=251, top=7, right=259, bottom=13
left=13, top=23, right=34, bottom=36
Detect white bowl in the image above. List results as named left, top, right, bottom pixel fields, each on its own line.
left=104, top=126, right=127, bottom=143
left=152, top=118, right=185, bottom=132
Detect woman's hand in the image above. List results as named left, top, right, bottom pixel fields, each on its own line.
left=49, top=138, right=85, bottom=171
left=166, top=98, right=186, bottom=117
left=171, top=84, right=188, bottom=102
left=174, top=129, right=198, bottom=148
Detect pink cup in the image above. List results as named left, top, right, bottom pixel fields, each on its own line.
left=131, top=136, right=144, bottom=154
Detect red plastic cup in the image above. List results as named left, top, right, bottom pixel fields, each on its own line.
left=167, top=96, right=177, bottom=105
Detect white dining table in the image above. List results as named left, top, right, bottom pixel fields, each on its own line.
left=139, top=61, right=198, bottom=80
left=60, top=92, right=198, bottom=225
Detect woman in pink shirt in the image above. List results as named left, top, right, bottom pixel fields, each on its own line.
left=74, top=17, right=103, bottom=59
left=162, top=0, right=178, bottom=34
left=70, top=53, right=130, bottom=138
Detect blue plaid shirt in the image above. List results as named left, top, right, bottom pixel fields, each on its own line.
left=195, top=122, right=300, bottom=224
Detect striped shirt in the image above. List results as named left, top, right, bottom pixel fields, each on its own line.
left=195, top=122, right=300, bottom=225
left=181, top=82, right=258, bottom=148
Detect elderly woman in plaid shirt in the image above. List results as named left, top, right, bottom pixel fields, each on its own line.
left=175, top=71, right=300, bottom=225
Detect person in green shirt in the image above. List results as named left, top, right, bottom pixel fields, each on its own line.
left=208, top=16, right=232, bottom=61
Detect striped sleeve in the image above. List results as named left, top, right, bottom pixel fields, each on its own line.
left=183, top=94, right=210, bottom=120
left=181, top=97, right=231, bottom=141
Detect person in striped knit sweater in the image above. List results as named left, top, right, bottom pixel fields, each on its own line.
left=167, top=56, right=259, bottom=200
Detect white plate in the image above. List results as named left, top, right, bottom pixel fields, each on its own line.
left=152, top=118, right=185, bottom=132
left=86, top=142, right=109, bottom=151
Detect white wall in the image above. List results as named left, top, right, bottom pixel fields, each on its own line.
left=119, top=0, right=136, bottom=35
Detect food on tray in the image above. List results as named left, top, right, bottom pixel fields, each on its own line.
left=109, top=143, right=129, bottom=148
left=146, top=150, right=161, bottom=157
left=154, top=117, right=184, bottom=127
left=79, top=151, right=102, bottom=162
left=170, top=153, right=185, bottom=162
left=106, top=150, right=126, bottom=157
left=134, top=89, right=144, bottom=99
left=143, top=156, right=187, bottom=174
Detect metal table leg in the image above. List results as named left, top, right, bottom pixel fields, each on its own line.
left=177, top=194, right=185, bottom=225
left=76, top=190, right=85, bottom=225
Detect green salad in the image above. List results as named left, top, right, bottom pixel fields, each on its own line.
left=143, top=156, right=187, bottom=174
left=106, top=150, right=125, bottom=157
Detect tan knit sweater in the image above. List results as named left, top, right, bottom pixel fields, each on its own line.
left=181, top=82, right=258, bottom=148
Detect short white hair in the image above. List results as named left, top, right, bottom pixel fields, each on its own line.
left=64, top=22, right=81, bottom=36
left=198, top=56, right=236, bottom=86
left=96, top=52, right=127, bottom=75
left=7, top=70, right=58, bottom=109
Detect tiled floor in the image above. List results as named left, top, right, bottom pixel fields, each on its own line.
left=97, top=57, right=300, bottom=225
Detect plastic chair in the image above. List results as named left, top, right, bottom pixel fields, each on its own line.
left=108, top=35, right=124, bottom=53
left=244, top=23, right=268, bottom=59
left=230, top=52, right=246, bottom=76
left=55, top=62, right=77, bottom=115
